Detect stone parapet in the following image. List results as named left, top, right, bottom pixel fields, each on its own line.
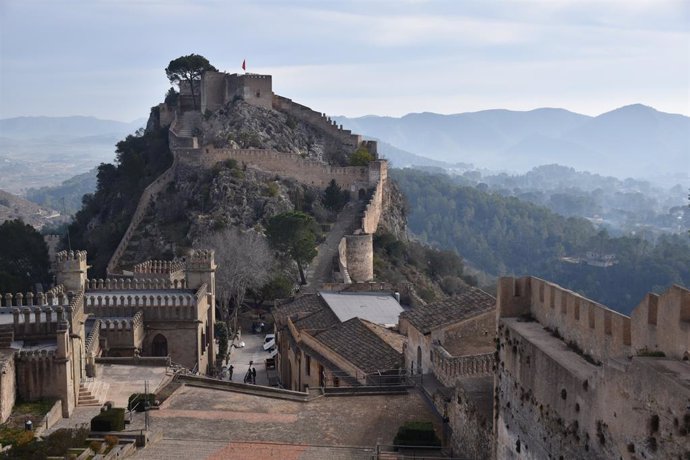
left=498, top=276, right=631, bottom=362
left=431, top=345, right=494, bottom=387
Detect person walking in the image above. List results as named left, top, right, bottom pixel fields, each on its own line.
left=251, top=366, right=257, bottom=384
left=228, top=365, right=234, bottom=381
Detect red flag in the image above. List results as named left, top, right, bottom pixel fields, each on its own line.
left=242, top=59, right=246, bottom=71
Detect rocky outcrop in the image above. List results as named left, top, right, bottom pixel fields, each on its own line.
left=201, top=100, right=353, bottom=166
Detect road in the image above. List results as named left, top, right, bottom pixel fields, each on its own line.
left=226, top=332, right=270, bottom=386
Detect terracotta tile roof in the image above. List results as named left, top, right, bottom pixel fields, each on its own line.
left=361, top=319, right=405, bottom=354
left=401, top=287, right=495, bottom=334
left=273, top=294, right=326, bottom=326
left=293, top=308, right=340, bottom=331
left=313, top=318, right=402, bottom=373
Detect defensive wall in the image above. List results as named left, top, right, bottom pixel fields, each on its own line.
left=495, top=277, right=690, bottom=459
left=273, top=95, right=371, bottom=152
left=106, top=151, right=179, bottom=274
left=431, top=347, right=494, bottom=388
left=497, top=276, right=631, bottom=363
left=178, top=147, right=374, bottom=191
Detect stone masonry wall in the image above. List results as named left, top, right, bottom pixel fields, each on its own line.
left=496, top=279, right=690, bottom=460
left=0, top=357, right=15, bottom=423
left=630, top=285, right=690, bottom=359
left=107, top=151, right=179, bottom=274
left=273, top=95, right=363, bottom=150
left=180, top=147, right=372, bottom=190
left=497, top=277, right=631, bottom=363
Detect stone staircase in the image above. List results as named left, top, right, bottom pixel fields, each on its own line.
left=177, top=111, right=201, bottom=138
left=0, top=325, right=14, bottom=348
left=304, top=200, right=362, bottom=289
left=78, top=380, right=110, bottom=406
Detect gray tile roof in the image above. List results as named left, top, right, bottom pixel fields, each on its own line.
left=313, top=318, right=403, bottom=373
left=320, top=291, right=403, bottom=326
left=401, top=287, right=495, bottom=334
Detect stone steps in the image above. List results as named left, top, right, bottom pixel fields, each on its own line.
left=78, top=380, right=110, bottom=406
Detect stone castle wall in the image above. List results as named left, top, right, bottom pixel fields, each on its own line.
left=497, top=277, right=631, bottom=363
left=179, top=147, right=373, bottom=191
left=0, top=358, right=15, bottom=423
left=630, top=285, right=690, bottom=359
left=495, top=278, right=690, bottom=460
left=107, top=151, right=179, bottom=274
left=273, top=95, right=365, bottom=151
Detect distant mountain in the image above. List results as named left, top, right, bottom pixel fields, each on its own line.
left=0, top=116, right=144, bottom=192
left=334, top=105, right=690, bottom=180
left=26, top=168, right=98, bottom=215
left=0, top=116, right=146, bottom=139
left=0, top=189, right=65, bottom=229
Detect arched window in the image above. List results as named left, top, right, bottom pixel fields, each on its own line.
left=152, top=334, right=168, bottom=357
left=417, top=346, right=422, bottom=374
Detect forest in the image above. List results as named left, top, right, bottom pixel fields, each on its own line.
left=393, top=168, right=690, bottom=314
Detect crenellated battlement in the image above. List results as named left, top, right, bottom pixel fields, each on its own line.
left=132, top=260, right=185, bottom=274
left=497, top=277, right=690, bottom=363
left=55, top=250, right=87, bottom=263
left=2, top=305, right=67, bottom=338
left=16, top=349, right=57, bottom=360
left=86, top=277, right=187, bottom=290
left=272, top=95, right=370, bottom=151
left=186, top=250, right=216, bottom=271
left=0, top=290, right=70, bottom=308
left=432, top=345, right=494, bottom=387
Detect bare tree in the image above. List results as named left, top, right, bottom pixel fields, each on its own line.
left=196, top=228, right=274, bottom=331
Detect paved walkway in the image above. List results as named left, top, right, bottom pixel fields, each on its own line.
left=131, top=385, right=443, bottom=459
left=44, top=364, right=169, bottom=435
left=227, top=332, right=270, bottom=385
left=305, top=201, right=360, bottom=289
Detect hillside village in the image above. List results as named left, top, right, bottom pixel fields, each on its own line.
left=0, top=59, right=687, bottom=460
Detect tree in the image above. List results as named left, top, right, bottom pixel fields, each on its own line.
left=165, top=54, right=217, bottom=110
left=349, top=146, right=374, bottom=166
left=266, top=211, right=319, bottom=285
left=0, top=219, right=50, bottom=292
left=323, top=179, right=350, bottom=212
left=196, top=228, right=274, bottom=333
left=214, top=321, right=229, bottom=364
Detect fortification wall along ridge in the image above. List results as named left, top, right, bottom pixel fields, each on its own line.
left=180, top=147, right=374, bottom=190
left=272, top=95, right=365, bottom=150
left=107, top=151, right=179, bottom=274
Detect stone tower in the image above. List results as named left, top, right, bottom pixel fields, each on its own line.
left=55, top=250, right=89, bottom=293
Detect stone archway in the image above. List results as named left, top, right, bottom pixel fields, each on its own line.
left=152, top=334, right=168, bottom=357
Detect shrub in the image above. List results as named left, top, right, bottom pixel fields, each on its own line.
left=89, top=440, right=103, bottom=453
left=128, top=393, right=156, bottom=412
left=91, top=408, right=125, bottom=432
left=104, top=435, right=119, bottom=447
left=393, top=421, right=441, bottom=447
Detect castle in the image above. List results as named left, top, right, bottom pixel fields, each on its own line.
left=0, top=249, right=216, bottom=421
left=2, top=68, right=687, bottom=459
left=111, top=70, right=384, bottom=285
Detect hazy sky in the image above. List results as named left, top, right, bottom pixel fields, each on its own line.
left=1, top=0, right=688, bottom=121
